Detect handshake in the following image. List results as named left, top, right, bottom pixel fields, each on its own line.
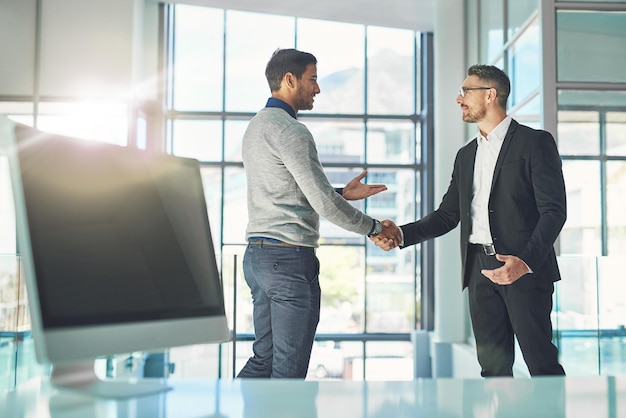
left=370, top=220, right=403, bottom=251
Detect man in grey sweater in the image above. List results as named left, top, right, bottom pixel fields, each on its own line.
left=237, top=48, right=397, bottom=378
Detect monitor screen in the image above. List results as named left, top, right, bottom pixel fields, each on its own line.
left=1, top=116, right=229, bottom=397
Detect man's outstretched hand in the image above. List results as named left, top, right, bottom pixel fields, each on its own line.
left=342, top=171, right=387, bottom=201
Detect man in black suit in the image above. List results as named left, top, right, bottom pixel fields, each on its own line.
left=373, top=65, right=566, bottom=377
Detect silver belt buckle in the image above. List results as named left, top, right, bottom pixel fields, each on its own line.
left=482, top=243, right=496, bottom=256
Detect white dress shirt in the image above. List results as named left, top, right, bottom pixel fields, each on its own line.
left=468, top=116, right=512, bottom=245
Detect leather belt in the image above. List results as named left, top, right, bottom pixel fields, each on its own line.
left=248, top=239, right=299, bottom=248
left=471, top=243, right=496, bottom=256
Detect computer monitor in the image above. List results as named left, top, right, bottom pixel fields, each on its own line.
left=0, top=116, right=229, bottom=398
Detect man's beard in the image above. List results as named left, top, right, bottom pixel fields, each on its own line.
left=294, top=88, right=314, bottom=111
left=462, top=106, right=486, bottom=123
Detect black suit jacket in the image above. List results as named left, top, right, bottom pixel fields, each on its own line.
left=401, top=119, right=566, bottom=289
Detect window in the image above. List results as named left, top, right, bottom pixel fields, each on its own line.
left=556, top=11, right=626, bottom=83
left=558, top=90, right=626, bottom=257
left=550, top=2, right=626, bottom=377
left=164, top=4, right=432, bottom=380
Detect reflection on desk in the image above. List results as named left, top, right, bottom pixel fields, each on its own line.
left=1, top=375, right=625, bottom=417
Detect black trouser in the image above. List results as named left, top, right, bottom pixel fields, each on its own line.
left=466, top=244, right=565, bottom=377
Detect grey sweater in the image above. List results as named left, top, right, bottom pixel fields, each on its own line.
left=242, top=106, right=373, bottom=247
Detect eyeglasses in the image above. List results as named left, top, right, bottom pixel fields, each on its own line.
left=458, top=86, right=492, bottom=98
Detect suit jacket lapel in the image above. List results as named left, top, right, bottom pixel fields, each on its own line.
left=463, top=140, right=478, bottom=204
left=490, top=119, right=518, bottom=193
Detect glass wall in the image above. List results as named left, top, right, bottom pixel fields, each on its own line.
left=549, top=3, right=626, bottom=376
left=473, top=0, right=626, bottom=376
left=558, top=90, right=626, bottom=257
left=476, top=0, right=541, bottom=116
left=555, top=256, right=626, bottom=376
left=165, top=4, right=429, bottom=380
left=556, top=10, right=626, bottom=84
left=554, top=5, right=626, bottom=260
left=479, top=0, right=504, bottom=64
left=0, top=255, right=46, bottom=392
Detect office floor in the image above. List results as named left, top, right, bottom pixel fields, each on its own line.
left=2, top=374, right=626, bottom=417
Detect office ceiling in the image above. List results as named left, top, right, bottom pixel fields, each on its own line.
left=173, top=0, right=435, bottom=31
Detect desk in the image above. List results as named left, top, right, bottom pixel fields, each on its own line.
left=1, top=375, right=625, bottom=417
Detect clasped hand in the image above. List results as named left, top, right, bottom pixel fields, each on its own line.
left=338, top=172, right=400, bottom=250
left=370, top=220, right=402, bottom=251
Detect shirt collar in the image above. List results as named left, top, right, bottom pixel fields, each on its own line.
left=477, top=115, right=512, bottom=145
left=265, top=98, right=297, bottom=119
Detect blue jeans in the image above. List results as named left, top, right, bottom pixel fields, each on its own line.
left=237, top=243, right=321, bottom=378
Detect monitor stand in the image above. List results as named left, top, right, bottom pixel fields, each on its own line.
left=50, top=360, right=171, bottom=399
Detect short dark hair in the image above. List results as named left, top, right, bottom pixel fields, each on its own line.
left=265, top=48, right=317, bottom=92
left=467, top=65, right=510, bottom=109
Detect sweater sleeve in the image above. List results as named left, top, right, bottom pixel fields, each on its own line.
left=279, top=123, right=373, bottom=235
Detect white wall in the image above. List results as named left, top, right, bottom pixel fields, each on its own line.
left=0, top=0, right=157, bottom=101
left=145, top=0, right=435, bottom=31
left=0, top=0, right=37, bottom=96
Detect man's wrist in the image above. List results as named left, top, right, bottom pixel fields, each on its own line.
left=367, top=219, right=382, bottom=237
